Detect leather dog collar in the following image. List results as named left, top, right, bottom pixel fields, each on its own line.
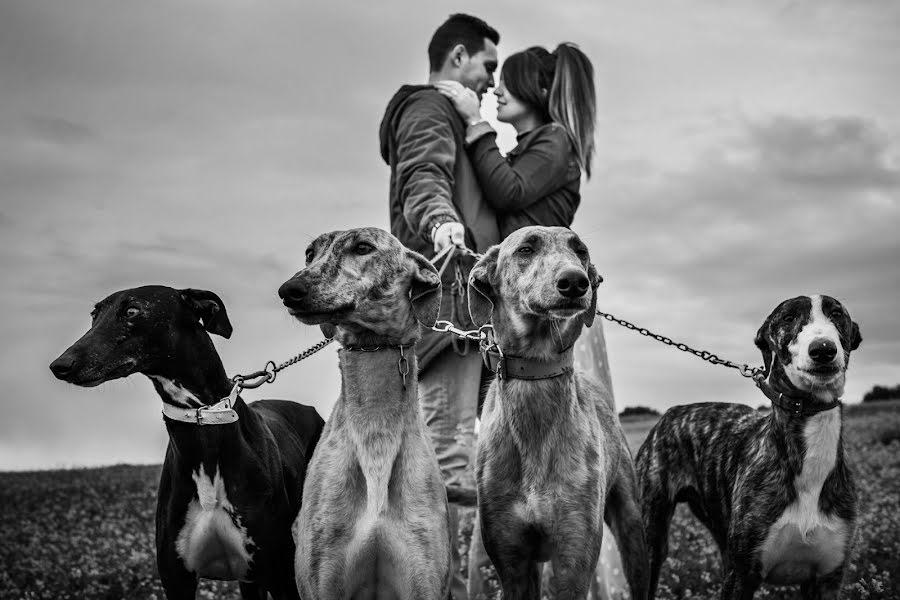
left=483, top=347, right=575, bottom=381
left=161, top=397, right=239, bottom=425
left=340, top=343, right=414, bottom=388
left=755, top=379, right=841, bottom=417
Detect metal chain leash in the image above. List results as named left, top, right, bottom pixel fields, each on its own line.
left=595, top=310, right=766, bottom=379
left=226, top=244, right=473, bottom=392
left=430, top=320, right=492, bottom=342
left=232, top=337, right=334, bottom=390
left=432, top=244, right=765, bottom=380
left=229, top=243, right=763, bottom=392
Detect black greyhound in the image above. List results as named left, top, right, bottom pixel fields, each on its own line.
left=50, top=285, right=323, bottom=600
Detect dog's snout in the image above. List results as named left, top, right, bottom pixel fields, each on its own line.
left=556, top=269, right=590, bottom=299
left=808, top=338, right=838, bottom=364
left=278, top=279, right=308, bottom=305
left=49, top=354, right=75, bottom=380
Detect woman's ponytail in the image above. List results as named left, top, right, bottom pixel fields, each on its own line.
left=548, top=43, right=596, bottom=179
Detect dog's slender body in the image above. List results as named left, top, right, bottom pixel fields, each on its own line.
left=278, top=227, right=453, bottom=600
left=637, top=294, right=862, bottom=600
left=467, top=226, right=649, bottom=600
left=50, top=286, right=323, bottom=600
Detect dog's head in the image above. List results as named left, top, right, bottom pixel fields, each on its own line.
left=49, top=286, right=232, bottom=387
left=754, top=294, right=861, bottom=400
left=278, top=227, right=441, bottom=347
left=468, top=226, right=601, bottom=358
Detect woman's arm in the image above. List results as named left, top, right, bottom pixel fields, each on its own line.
left=467, top=124, right=574, bottom=212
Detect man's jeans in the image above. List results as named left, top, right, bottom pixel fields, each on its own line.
left=418, top=343, right=490, bottom=600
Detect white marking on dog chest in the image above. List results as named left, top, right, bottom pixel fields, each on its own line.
left=175, top=464, right=255, bottom=580
left=759, top=409, right=848, bottom=583
left=151, top=376, right=203, bottom=408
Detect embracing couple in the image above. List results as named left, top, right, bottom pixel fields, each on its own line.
left=379, top=13, right=619, bottom=600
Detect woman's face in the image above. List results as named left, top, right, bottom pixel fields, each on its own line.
left=494, top=78, right=535, bottom=125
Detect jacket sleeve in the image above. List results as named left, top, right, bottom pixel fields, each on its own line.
left=395, top=94, right=461, bottom=242
left=467, top=124, right=573, bottom=212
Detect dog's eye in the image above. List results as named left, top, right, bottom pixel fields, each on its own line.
left=783, top=314, right=795, bottom=323
left=517, top=246, right=533, bottom=255
left=830, top=309, right=844, bottom=319
left=305, top=248, right=314, bottom=264
left=355, top=242, right=374, bottom=255
left=125, top=307, right=140, bottom=318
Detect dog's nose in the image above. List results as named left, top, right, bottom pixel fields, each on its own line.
left=278, top=279, right=308, bottom=304
left=49, top=355, right=75, bottom=379
left=808, top=338, right=838, bottom=364
left=556, top=269, right=590, bottom=299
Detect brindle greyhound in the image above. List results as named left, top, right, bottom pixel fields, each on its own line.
left=49, top=285, right=323, bottom=600
left=467, top=226, right=649, bottom=600
left=637, top=295, right=862, bottom=599
left=278, top=227, right=465, bottom=600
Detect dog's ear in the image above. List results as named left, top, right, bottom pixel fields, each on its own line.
left=849, top=321, right=862, bottom=351
left=179, top=288, right=233, bottom=339
left=754, top=321, right=773, bottom=374
left=406, top=250, right=442, bottom=327
left=581, top=263, right=603, bottom=328
left=467, top=246, right=499, bottom=327
left=319, top=323, right=337, bottom=339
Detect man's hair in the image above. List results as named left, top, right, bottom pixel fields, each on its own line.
left=428, top=13, right=499, bottom=73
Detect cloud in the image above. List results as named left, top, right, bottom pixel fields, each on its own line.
left=574, top=111, right=900, bottom=415
left=25, top=115, right=97, bottom=146
left=747, top=115, right=900, bottom=189
left=2, top=1, right=900, bottom=469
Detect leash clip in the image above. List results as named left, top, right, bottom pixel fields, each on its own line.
left=397, top=345, right=410, bottom=389
left=492, top=344, right=505, bottom=380
left=221, top=381, right=241, bottom=409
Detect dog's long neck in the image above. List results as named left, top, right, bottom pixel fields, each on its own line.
left=147, top=337, right=255, bottom=471
left=490, top=313, right=581, bottom=446
left=332, top=345, right=420, bottom=514
left=763, top=369, right=845, bottom=487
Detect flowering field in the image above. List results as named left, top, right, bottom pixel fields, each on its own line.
left=1, top=401, right=898, bottom=599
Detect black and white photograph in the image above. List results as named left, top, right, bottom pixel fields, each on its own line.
left=1, top=1, right=898, bottom=598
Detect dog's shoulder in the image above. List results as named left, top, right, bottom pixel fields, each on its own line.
left=574, top=368, right=616, bottom=421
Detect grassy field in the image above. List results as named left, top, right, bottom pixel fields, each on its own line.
left=2, top=401, right=898, bottom=599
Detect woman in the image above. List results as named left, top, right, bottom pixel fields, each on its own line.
left=435, top=42, right=594, bottom=239
left=437, top=44, right=627, bottom=600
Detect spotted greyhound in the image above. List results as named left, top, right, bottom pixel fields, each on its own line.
left=277, top=227, right=471, bottom=600
left=49, top=285, right=323, bottom=600
left=637, top=295, right=862, bottom=599
left=467, top=226, right=649, bottom=600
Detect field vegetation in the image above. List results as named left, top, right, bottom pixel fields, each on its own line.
left=2, top=401, right=898, bottom=599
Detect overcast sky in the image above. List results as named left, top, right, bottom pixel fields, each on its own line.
left=1, top=0, right=898, bottom=470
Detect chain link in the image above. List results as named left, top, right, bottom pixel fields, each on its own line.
left=596, top=310, right=765, bottom=379
left=232, top=337, right=334, bottom=389
left=430, top=320, right=491, bottom=342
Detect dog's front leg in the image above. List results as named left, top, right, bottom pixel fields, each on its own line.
left=721, top=565, right=762, bottom=600
left=156, top=491, right=199, bottom=600
left=548, top=545, right=600, bottom=600
left=479, top=500, right=542, bottom=599
left=800, top=566, right=848, bottom=600
left=605, top=467, right=650, bottom=600
left=156, top=538, right=198, bottom=600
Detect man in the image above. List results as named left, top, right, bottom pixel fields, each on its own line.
left=378, top=13, right=499, bottom=600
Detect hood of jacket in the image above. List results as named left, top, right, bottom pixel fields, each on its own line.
left=379, top=84, right=436, bottom=164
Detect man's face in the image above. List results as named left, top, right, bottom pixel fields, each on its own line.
left=458, top=38, right=498, bottom=100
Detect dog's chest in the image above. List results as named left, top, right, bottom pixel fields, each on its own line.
left=497, top=389, right=605, bottom=526
left=758, top=410, right=849, bottom=583
left=175, top=464, right=255, bottom=581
